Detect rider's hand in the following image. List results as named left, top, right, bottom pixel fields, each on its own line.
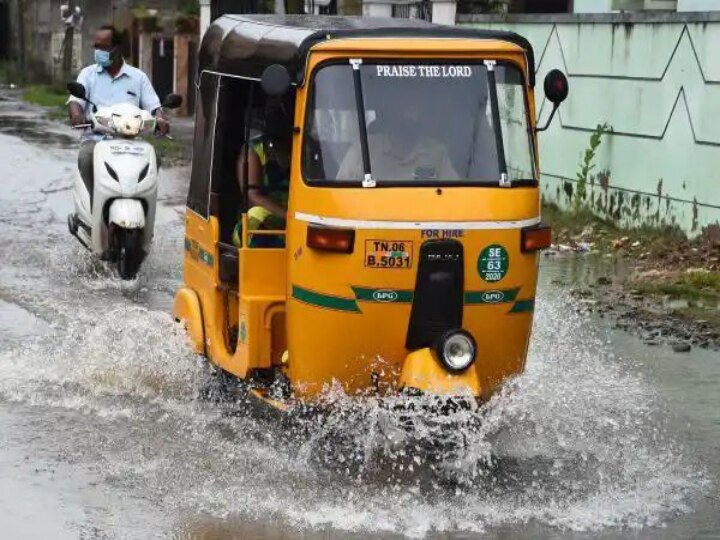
left=156, top=117, right=170, bottom=136
left=68, top=101, right=86, bottom=126
left=69, top=111, right=86, bottom=126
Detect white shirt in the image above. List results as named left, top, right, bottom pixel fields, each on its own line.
left=68, top=62, right=161, bottom=118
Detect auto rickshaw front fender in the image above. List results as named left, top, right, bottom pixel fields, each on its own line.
left=399, top=348, right=481, bottom=397
left=173, top=287, right=205, bottom=355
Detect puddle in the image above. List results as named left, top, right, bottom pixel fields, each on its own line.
left=0, top=115, right=76, bottom=148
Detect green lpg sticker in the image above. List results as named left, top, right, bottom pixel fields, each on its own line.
left=477, top=244, right=509, bottom=283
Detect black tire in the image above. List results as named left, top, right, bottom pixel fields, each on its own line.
left=116, top=228, right=143, bottom=280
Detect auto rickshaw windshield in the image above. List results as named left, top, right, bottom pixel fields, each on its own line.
left=303, top=61, right=535, bottom=185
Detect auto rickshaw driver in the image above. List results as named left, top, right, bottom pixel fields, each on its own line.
left=336, top=82, right=458, bottom=181
left=232, top=97, right=292, bottom=247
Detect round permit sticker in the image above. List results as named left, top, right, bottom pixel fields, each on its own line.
left=478, top=244, right=509, bottom=282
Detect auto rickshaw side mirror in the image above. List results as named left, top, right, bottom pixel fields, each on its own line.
left=163, top=93, right=183, bottom=109
left=536, top=69, right=569, bottom=133
left=261, top=64, right=291, bottom=97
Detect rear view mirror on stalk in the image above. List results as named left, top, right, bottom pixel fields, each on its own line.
left=544, top=69, right=568, bottom=105
left=67, top=82, right=87, bottom=100
left=67, top=81, right=97, bottom=112
left=536, top=69, right=569, bottom=132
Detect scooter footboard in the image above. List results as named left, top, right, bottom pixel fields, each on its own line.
left=108, top=199, right=145, bottom=229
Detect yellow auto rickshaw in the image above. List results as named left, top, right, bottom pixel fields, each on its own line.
left=174, top=15, right=568, bottom=410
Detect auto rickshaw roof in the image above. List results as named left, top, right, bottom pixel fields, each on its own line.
left=199, top=15, right=536, bottom=86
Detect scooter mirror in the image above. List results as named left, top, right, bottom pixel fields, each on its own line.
left=163, top=93, right=183, bottom=109
left=67, top=82, right=87, bottom=100
left=261, top=64, right=291, bottom=97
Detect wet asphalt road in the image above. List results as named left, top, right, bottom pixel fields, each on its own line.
left=0, top=92, right=717, bottom=539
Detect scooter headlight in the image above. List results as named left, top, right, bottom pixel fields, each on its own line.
left=112, top=113, right=143, bottom=137
left=435, top=330, right=476, bottom=372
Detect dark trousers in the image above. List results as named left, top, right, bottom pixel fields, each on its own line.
left=78, top=140, right=96, bottom=203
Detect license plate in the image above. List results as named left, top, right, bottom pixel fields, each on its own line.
left=364, top=239, right=413, bottom=269
left=109, top=144, right=145, bottom=155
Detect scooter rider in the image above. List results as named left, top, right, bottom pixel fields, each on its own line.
left=67, top=24, right=170, bottom=204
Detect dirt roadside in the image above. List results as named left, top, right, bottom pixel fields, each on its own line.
left=544, top=203, right=720, bottom=352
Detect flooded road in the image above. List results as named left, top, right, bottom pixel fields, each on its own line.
left=0, top=97, right=717, bottom=539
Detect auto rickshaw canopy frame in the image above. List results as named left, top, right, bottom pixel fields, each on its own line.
left=199, top=15, right=536, bottom=87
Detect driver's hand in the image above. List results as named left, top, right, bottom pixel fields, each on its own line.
left=156, top=117, right=170, bottom=136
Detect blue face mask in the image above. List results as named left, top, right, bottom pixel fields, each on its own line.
left=94, top=48, right=112, bottom=68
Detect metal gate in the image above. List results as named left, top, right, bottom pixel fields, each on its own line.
left=391, top=1, right=432, bottom=20
left=152, top=37, right=174, bottom=102
left=305, top=0, right=338, bottom=14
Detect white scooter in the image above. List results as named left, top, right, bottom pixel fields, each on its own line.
left=66, top=82, right=181, bottom=279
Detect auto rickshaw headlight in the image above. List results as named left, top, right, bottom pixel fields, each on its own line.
left=435, top=330, right=476, bottom=373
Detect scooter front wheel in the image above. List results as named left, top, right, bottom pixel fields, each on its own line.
left=116, top=228, right=143, bottom=280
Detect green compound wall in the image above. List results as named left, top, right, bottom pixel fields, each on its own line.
left=459, top=12, right=720, bottom=237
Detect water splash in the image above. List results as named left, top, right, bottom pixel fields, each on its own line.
left=0, top=304, right=202, bottom=405
left=174, top=290, right=707, bottom=537
left=0, top=278, right=708, bottom=538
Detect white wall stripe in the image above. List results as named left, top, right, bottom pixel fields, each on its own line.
left=294, top=212, right=541, bottom=230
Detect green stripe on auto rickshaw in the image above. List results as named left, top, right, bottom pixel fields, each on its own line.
left=292, top=285, right=360, bottom=313
left=199, top=248, right=214, bottom=266
left=509, top=298, right=535, bottom=313
left=292, top=284, right=533, bottom=313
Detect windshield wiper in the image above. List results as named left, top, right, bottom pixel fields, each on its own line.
left=485, top=60, right=510, bottom=188
left=350, top=59, right=375, bottom=188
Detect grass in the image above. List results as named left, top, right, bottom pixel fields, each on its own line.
left=542, top=202, right=617, bottom=238
left=22, top=85, right=68, bottom=122
left=22, top=85, right=68, bottom=108
left=633, top=271, right=720, bottom=303
left=683, top=270, right=720, bottom=291
left=149, top=137, right=189, bottom=165
left=542, top=202, right=688, bottom=252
